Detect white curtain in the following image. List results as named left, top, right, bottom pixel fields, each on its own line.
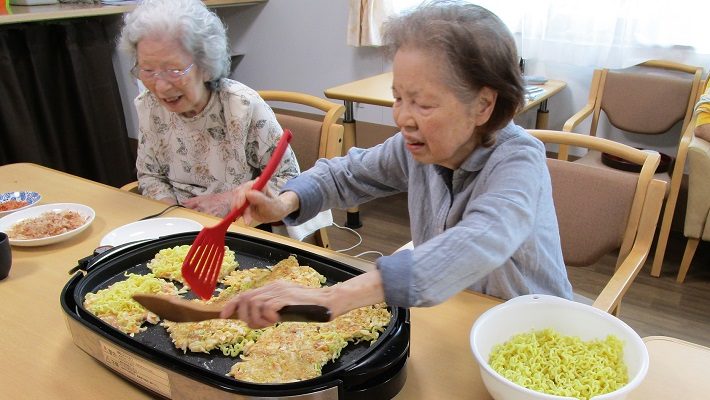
left=392, top=0, right=710, bottom=68
left=347, top=0, right=394, bottom=47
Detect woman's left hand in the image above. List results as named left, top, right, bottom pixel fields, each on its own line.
left=219, top=280, right=335, bottom=328
left=183, top=191, right=233, bottom=217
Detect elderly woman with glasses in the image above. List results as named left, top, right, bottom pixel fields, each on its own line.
left=118, top=0, right=298, bottom=218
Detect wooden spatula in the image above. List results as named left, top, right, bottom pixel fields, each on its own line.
left=181, top=130, right=293, bottom=300
left=132, top=293, right=331, bottom=323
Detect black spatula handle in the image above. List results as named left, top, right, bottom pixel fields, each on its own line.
left=278, top=305, right=332, bottom=322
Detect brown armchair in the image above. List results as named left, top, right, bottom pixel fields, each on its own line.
left=257, top=90, right=345, bottom=249
left=530, top=130, right=666, bottom=313
left=561, top=60, right=704, bottom=278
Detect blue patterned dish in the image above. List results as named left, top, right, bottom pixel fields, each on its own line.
left=0, top=191, right=42, bottom=217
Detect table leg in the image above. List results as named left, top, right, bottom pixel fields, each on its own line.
left=342, top=101, right=362, bottom=229
left=535, top=99, right=550, bottom=129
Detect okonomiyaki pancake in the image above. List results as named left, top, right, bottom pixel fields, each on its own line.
left=221, top=255, right=325, bottom=290
left=147, top=244, right=238, bottom=284
left=325, top=303, right=391, bottom=342
left=229, top=322, right=348, bottom=383
left=83, top=273, right=184, bottom=336
left=263, top=256, right=327, bottom=287
left=162, top=319, right=262, bottom=356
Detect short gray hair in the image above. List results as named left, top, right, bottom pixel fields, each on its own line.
left=383, top=0, right=524, bottom=144
left=118, top=0, right=230, bottom=89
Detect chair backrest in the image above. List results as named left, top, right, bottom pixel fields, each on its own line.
left=547, top=158, right=638, bottom=266
left=529, top=129, right=667, bottom=312
left=589, top=60, right=703, bottom=137
left=257, top=90, right=345, bottom=170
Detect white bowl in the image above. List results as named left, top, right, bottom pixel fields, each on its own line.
left=470, top=294, right=648, bottom=400
left=0, top=203, right=95, bottom=247
left=0, top=191, right=41, bottom=217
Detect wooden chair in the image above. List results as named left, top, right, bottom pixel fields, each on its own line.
left=561, top=60, right=704, bottom=278
left=531, top=129, right=666, bottom=314
left=120, top=180, right=140, bottom=194
left=258, top=90, right=346, bottom=249
left=677, top=79, right=710, bottom=282
left=392, top=130, right=666, bottom=314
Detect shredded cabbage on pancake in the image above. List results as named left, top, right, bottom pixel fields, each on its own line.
left=229, top=305, right=392, bottom=383
left=147, top=244, right=238, bottom=284
left=165, top=256, right=327, bottom=355
left=229, top=322, right=348, bottom=383
left=324, top=303, right=391, bottom=343
left=83, top=273, right=185, bottom=336
left=162, top=319, right=263, bottom=356
left=221, top=255, right=325, bottom=291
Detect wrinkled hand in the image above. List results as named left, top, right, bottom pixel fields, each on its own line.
left=219, top=281, right=333, bottom=328
left=182, top=191, right=233, bottom=217
left=230, top=180, right=299, bottom=226
left=695, top=123, right=710, bottom=142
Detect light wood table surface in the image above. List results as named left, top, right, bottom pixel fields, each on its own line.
left=0, top=163, right=705, bottom=399
left=0, top=162, right=496, bottom=399
left=324, top=71, right=567, bottom=228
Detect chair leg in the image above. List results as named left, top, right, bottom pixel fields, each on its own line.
left=314, top=228, right=330, bottom=249
left=650, top=200, right=676, bottom=277
left=611, top=302, right=621, bottom=317
left=677, top=238, right=700, bottom=283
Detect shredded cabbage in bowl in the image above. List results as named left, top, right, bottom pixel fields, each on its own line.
left=489, top=328, right=628, bottom=400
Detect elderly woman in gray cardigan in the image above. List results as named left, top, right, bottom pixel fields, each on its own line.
left=221, top=0, right=573, bottom=328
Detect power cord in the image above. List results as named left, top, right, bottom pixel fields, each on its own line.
left=332, top=221, right=363, bottom=252
left=331, top=222, right=386, bottom=259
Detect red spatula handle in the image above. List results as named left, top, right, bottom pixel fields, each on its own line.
left=223, top=129, right=293, bottom=224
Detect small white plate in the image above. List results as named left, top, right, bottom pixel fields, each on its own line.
left=100, top=217, right=203, bottom=247
left=0, top=203, right=95, bottom=247
left=0, top=191, right=42, bottom=217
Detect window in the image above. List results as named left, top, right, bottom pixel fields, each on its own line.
left=391, top=0, right=709, bottom=68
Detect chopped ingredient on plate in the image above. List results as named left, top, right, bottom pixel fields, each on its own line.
left=0, top=200, right=28, bottom=212
left=8, top=210, right=86, bottom=240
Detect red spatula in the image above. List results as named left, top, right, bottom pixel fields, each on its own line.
left=182, top=129, right=293, bottom=299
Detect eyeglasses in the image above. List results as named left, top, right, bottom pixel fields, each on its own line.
left=131, top=63, right=194, bottom=82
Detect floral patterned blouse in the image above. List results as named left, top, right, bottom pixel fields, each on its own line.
left=135, top=79, right=299, bottom=204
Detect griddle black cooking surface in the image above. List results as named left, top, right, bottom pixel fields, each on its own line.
left=61, top=231, right=409, bottom=399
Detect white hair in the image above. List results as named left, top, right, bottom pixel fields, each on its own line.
left=118, top=0, right=230, bottom=88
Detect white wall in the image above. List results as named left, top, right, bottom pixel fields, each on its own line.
left=120, top=0, right=710, bottom=157
left=216, top=0, right=395, bottom=127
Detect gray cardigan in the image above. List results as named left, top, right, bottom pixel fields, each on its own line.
left=283, top=122, right=573, bottom=308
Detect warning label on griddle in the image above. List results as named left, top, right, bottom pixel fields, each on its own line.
left=100, top=340, right=172, bottom=398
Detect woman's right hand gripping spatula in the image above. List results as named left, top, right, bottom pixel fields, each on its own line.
left=181, top=130, right=293, bottom=300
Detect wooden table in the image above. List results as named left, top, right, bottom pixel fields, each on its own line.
left=629, top=336, right=710, bottom=399
left=0, top=162, right=498, bottom=399
left=324, top=72, right=567, bottom=228
left=1, top=163, right=705, bottom=399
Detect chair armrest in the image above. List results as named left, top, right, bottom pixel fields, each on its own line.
left=684, top=136, right=710, bottom=239
left=563, top=104, right=595, bottom=132
left=593, top=179, right=666, bottom=313
left=120, top=181, right=140, bottom=194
